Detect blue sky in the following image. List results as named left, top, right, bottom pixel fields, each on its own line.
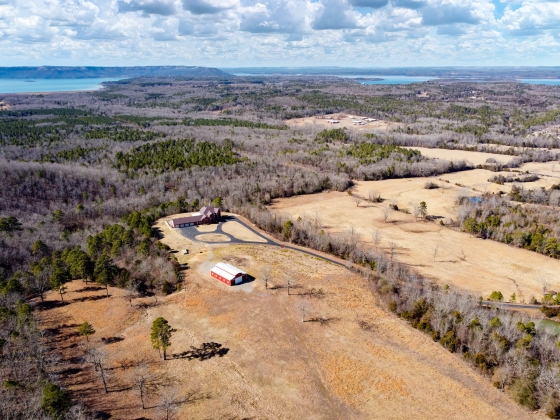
left=0, top=0, right=559, bottom=66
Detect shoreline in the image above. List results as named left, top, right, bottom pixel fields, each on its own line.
left=0, top=78, right=120, bottom=95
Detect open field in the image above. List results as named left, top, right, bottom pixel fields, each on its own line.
left=521, top=160, right=560, bottom=178
left=221, top=220, right=268, bottom=243
left=410, top=147, right=513, bottom=165
left=437, top=168, right=560, bottom=195
left=37, top=238, right=535, bottom=419
left=270, top=178, right=560, bottom=301
left=286, top=113, right=400, bottom=131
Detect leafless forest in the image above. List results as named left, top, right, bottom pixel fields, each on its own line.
left=1, top=76, right=560, bottom=418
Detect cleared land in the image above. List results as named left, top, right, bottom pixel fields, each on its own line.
left=437, top=168, right=560, bottom=195
left=38, top=239, right=534, bottom=419
left=409, top=147, right=512, bottom=165
left=286, top=113, right=399, bottom=131
left=221, top=220, right=268, bottom=243
left=271, top=177, right=560, bottom=301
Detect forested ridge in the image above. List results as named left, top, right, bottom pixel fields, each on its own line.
left=1, top=76, right=560, bottom=418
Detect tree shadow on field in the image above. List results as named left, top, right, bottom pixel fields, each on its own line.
left=101, top=336, right=124, bottom=345
left=291, top=287, right=326, bottom=299
left=36, top=300, right=69, bottom=311
left=305, top=317, right=339, bottom=325
left=171, top=342, right=229, bottom=361
left=75, top=286, right=104, bottom=293
left=72, top=295, right=107, bottom=303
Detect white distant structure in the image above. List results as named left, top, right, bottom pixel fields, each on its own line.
left=326, top=119, right=340, bottom=124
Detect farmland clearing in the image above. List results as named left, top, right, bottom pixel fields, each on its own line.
left=37, top=238, right=534, bottom=419
left=286, top=114, right=400, bottom=131
left=270, top=176, right=560, bottom=300
left=409, top=147, right=512, bottom=165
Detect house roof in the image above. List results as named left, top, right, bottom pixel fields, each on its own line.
left=200, top=206, right=220, bottom=216
left=170, top=214, right=205, bottom=226
left=170, top=206, right=220, bottom=227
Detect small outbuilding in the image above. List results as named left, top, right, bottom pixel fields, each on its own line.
left=210, top=262, right=247, bottom=286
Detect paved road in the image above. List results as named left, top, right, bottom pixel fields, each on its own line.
left=481, top=301, right=556, bottom=310
left=176, top=216, right=346, bottom=267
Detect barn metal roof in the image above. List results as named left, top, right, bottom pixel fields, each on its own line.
left=211, top=263, right=245, bottom=281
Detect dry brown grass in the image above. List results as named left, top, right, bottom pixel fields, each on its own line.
left=37, top=240, right=536, bottom=419
left=194, top=233, right=231, bottom=242
left=410, top=147, right=513, bottom=165
left=271, top=177, right=560, bottom=300
left=221, top=220, right=267, bottom=242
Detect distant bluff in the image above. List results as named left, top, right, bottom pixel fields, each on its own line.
left=0, top=66, right=230, bottom=79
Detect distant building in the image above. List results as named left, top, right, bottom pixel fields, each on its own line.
left=168, top=206, right=221, bottom=228
left=326, top=119, right=340, bottom=124
left=210, top=263, right=247, bottom=286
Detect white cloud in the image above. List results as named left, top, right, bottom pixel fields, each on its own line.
left=500, top=2, right=560, bottom=34
left=239, top=1, right=315, bottom=34
left=118, top=0, right=178, bottom=16
left=312, top=0, right=361, bottom=30
left=0, top=0, right=559, bottom=65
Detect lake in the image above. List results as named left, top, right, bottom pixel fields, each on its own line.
left=231, top=73, right=438, bottom=84
left=518, top=79, right=560, bottom=85
left=357, top=76, right=437, bottom=85
left=0, top=78, right=121, bottom=94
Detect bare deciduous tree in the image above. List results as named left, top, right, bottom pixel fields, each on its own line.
left=261, top=267, right=271, bottom=290
left=389, top=242, right=397, bottom=261
left=410, top=202, right=420, bottom=222
left=382, top=207, right=390, bottom=223
left=126, top=279, right=139, bottom=307
left=157, top=386, right=179, bottom=420
left=372, top=229, right=382, bottom=252
left=299, top=300, right=310, bottom=322
left=131, top=362, right=154, bottom=410
left=368, top=189, right=380, bottom=203
left=540, top=277, right=551, bottom=296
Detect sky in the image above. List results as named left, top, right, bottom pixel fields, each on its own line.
left=1, top=0, right=560, bottom=67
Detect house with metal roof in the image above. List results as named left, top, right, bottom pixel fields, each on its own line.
left=168, top=206, right=221, bottom=228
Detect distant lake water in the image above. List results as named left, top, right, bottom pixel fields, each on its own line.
left=231, top=72, right=438, bottom=84
left=518, top=79, right=560, bottom=85
left=0, top=78, right=120, bottom=94
left=357, top=76, right=437, bottom=85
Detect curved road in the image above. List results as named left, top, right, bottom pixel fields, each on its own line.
left=177, top=216, right=346, bottom=267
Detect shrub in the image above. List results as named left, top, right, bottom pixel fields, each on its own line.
left=473, top=352, right=491, bottom=371
left=42, top=383, right=71, bottom=419
left=510, top=377, right=538, bottom=410
left=545, top=392, right=560, bottom=419
left=424, top=181, right=439, bottom=189
left=489, top=317, right=502, bottom=329
left=541, top=305, right=560, bottom=318
left=440, top=330, right=459, bottom=352
left=488, top=291, right=504, bottom=301
left=162, top=280, right=174, bottom=295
